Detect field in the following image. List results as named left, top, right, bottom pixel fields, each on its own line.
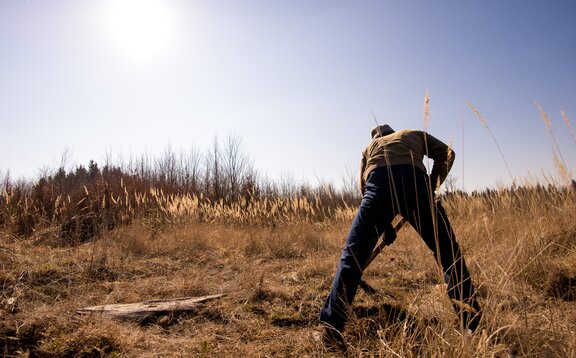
left=1, top=168, right=575, bottom=357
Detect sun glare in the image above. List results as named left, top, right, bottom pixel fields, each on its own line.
left=106, top=0, right=175, bottom=65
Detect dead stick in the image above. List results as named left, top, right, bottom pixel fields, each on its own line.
left=363, top=217, right=407, bottom=270
left=359, top=217, right=407, bottom=294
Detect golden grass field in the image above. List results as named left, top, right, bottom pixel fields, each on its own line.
left=1, top=184, right=575, bottom=357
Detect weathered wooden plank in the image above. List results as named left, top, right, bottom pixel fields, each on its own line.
left=76, top=294, right=226, bottom=321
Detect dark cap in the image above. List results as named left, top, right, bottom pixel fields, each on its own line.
left=371, top=124, right=395, bottom=139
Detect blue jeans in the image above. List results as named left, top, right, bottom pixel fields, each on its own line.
left=319, top=165, right=481, bottom=332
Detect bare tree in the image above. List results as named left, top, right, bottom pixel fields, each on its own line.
left=0, top=170, right=10, bottom=193
left=180, top=145, right=202, bottom=194
left=340, top=165, right=361, bottom=203
left=277, top=172, right=297, bottom=197
left=443, top=174, right=458, bottom=194
left=221, top=134, right=251, bottom=201
left=156, top=144, right=178, bottom=192
left=137, top=152, right=153, bottom=182
left=202, top=137, right=223, bottom=200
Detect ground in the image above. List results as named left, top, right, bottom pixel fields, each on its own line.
left=2, top=192, right=576, bottom=357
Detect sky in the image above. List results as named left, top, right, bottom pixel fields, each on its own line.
left=1, top=0, right=575, bottom=191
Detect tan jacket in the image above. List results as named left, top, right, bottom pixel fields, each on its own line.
left=360, top=129, right=454, bottom=194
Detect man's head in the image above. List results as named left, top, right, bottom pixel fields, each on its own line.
left=371, top=124, right=395, bottom=139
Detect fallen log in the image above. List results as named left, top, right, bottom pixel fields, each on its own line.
left=76, top=294, right=226, bottom=322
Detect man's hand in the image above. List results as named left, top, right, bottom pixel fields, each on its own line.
left=383, top=223, right=397, bottom=245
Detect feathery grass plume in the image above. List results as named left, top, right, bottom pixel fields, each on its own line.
left=538, top=102, right=553, bottom=134
left=468, top=102, right=489, bottom=130
left=423, top=89, right=430, bottom=131
left=560, top=107, right=576, bottom=145
left=466, top=101, right=514, bottom=182
left=421, top=90, right=432, bottom=185
left=461, top=110, right=466, bottom=191
left=536, top=102, right=573, bottom=185
left=420, top=89, right=445, bottom=281
left=371, top=109, right=379, bottom=126
left=422, top=90, right=434, bottom=192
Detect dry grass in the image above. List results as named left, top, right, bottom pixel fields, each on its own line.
left=1, top=185, right=575, bottom=357
left=536, top=103, right=573, bottom=186
left=467, top=101, right=515, bottom=183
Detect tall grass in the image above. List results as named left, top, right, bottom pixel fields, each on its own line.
left=1, top=180, right=574, bottom=356
left=467, top=101, right=515, bottom=183
left=0, top=137, right=361, bottom=243
left=1, top=106, right=575, bottom=356
left=537, top=103, right=573, bottom=186
left=561, top=107, right=576, bottom=144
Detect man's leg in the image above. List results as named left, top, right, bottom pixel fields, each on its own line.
left=319, top=170, right=394, bottom=332
left=400, top=172, right=482, bottom=331
left=432, top=202, right=482, bottom=331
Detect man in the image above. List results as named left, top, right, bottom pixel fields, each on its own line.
left=318, top=124, right=482, bottom=349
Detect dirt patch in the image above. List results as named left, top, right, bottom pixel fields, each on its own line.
left=501, top=325, right=571, bottom=357
left=351, top=302, right=415, bottom=339
left=85, top=265, right=119, bottom=281
left=38, top=333, right=120, bottom=357
left=0, top=321, right=44, bottom=356
left=346, top=302, right=428, bottom=355
left=269, top=313, right=309, bottom=327
left=18, top=268, right=71, bottom=286
left=545, top=230, right=576, bottom=257
left=352, top=302, right=415, bottom=327
left=545, top=266, right=576, bottom=301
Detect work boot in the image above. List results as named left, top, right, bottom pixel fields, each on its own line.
left=451, top=298, right=482, bottom=333
left=462, top=309, right=482, bottom=332
left=313, top=324, right=347, bottom=353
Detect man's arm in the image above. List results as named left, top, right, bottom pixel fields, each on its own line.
left=425, top=133, right=455, bottom=190
left=359, top=151, right=367, bottom=196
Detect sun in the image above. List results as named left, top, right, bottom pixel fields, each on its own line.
left=105, top=0, right=175, bottom=65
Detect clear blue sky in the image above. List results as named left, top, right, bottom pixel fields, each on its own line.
left=1, top=0, right=575, bottom=191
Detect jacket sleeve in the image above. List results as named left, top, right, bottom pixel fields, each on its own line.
left=360, top=151, right=367, bottom=196
left=425, top=133, right=455, bottom=190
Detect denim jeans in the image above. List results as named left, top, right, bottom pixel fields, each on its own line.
left=319, top=165, right=481, bottom=332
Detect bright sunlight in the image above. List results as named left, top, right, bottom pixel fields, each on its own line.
left=105, top=0, right=175, bottom=65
